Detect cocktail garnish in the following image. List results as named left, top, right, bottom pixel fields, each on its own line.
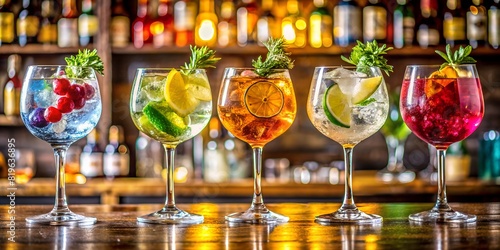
left=252, top=37, right=294, bottom=77
left=435, top=44, right=476, bottom=71
left=65, top=49, right=104, bottom=78
left=341, top=40, right=393, bottom=76
left=180, top=45, right=221, bottom=75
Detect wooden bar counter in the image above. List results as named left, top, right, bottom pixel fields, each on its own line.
left=1, top=203, right=499, bottom=249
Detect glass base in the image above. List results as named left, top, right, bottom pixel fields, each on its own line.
left=137, top=206, right=203, bottom=224
left=315, top=208, right=382, bottom=224
left=409, top=209, right=476, bottom=223
left=26, top=210, right=96, bottom=226
left=377, top=169, right=415, bottom=183
left=225, top=206, right=289, bottom=224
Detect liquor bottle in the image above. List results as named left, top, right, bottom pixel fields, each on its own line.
left=236, top=0, right=258, bottom=46
left=203, top=117, right=229, bottom=182
left=256, top=0, right=278, bottom=46
left=104, top=125, right=130, bottom=179
left=78, top=0, right=98, bottom=46
left=174, top=0, right=197, bottom=47
left=3, top=54, right=22, bottom=116
left=467, top=0, right=487, bottom=49
left=363, top=0, right=387, bottom=43
left=17, top=0, right=41, bottom=47
left=195, top=0, right=218, bottom=47
left=309, top=0, right=332, bottom=48
left=446, top=140, right=471, bottom=182
left=0, top=0, right=15, bottom=46
left=443, top=0, right=466, bottom=47
left=110, top=0, right=130, bottom=48
left=489, top=0, right=500, bottom=49
left=393, top=0, right=415, bottom=48
left=333, top=0, right=361, bottom=47
left=417, top=0, right=440, bottom=48
left=281, top=0, right=307, bottom=48
left=80, top=128, right=103, bottom=178
left=217, top=0, right=236, bottom=47
left=136, top=132, right=163, bottom=177
left=151, top=0, right=174, bottom=47
left=38, top=0, right=59, bottom=45
left=58, top=0, right=79, bottom=47
left=132, top=0, right=152, bottom=48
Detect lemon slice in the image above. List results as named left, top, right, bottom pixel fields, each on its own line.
left=244, top=81, right=284, bottom=118
left=323, top=84, right=350, bottom=128
left=142, top=102, right=188, bottom=137
left=184, top=73, right=212, bottom=101
left=351, top=76, right=383, bottom=104
left=164, top=69, right=199, bottom=117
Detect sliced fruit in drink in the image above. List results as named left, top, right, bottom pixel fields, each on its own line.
left=323, top=84, right=350, bottom=128
left=429, top=65, right=459, bottom=79
left=244, top=81, right=284, bottom=118
left=164, top=69, right=199, bottom=117
left=352, top=76, right=383, bottom=104
left=142, top=101, right=188, bottom=137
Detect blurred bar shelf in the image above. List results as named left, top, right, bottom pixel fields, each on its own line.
left=2, top=171, right=498, bottom=205
left=0, top=115, right=23, bottom=126
left=0, top=44, right=95, bottom=55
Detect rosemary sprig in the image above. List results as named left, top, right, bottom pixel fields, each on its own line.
left=341, top=40, right=393, bottom=76
left=435, top=44, right=476, bottom=70
left=65, top=49, right=104, bottom=78
left=180, top=45, right=221, bottom=75
left=252, top=37, right=294, bottom=77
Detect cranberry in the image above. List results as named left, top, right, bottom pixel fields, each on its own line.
left=44, top=106, right=62, bottom=123
left=73, top=97, right=86, bottom=110
left=67, top=84, right=85, bottom=101
left=84, top=83, right=95, bottom=100
left=57, top=97, right=75, bottom=113
left=53, top=78, right=71, bottom=95
left=29, top=108, right=49, bottom=128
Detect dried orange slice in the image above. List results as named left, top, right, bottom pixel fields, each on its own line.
left=425, top=66, right=458, bottom=97
left=244, top=81, right=284, bottom=118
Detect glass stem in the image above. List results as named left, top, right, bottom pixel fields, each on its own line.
left=251, top=147, right=265, bottom=208
left=434, top=148, right=451, bottom=211
left=340, top=146, right=356, bottom=211
left=52, top=145, right=70, bottom=213
left=385, top=135, right=398, bottom=172
left=164, top=145, right=177, bottom=209
left=395, top=138, right=407, bottom=172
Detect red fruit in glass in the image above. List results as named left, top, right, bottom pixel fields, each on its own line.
left=84, top=83, right=95, bottom=100
left=53, top=78, right=71, bottom=95
left=73, top=97, right=86, bottom=110
left=57, top=97, right=75, bottom=113
left=67, top=84, right=85, bottom=101
left=44, top=106, right=62, bottom=123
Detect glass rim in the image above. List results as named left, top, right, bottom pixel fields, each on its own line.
left=314, top=66, right=381, bottom=69
left=223, top=67, right=289, bottom=71
left=405, top=64, right=477, bottom=68
left=135, top=67, right=206, bottom=71
left=27, top=65, right=96, bottom=70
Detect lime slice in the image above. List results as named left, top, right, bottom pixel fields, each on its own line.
left=142, top=102, right=188, bottom=137
left=164, top=69, right=199, bottom=117
left=323, top=84, right=350, bottom=128
left=352, top=76, right=383, bottom=104
left=244, top=81, right=284, bottom=118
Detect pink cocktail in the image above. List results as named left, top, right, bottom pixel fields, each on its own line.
left=400, top=64, right=484, bottom=223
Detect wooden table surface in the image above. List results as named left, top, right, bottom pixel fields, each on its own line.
left=1, top=203, right=499, bottom=249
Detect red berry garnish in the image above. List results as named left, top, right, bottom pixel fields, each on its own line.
left=57, top=97, right=75, bottom=113
left=67, top=84, right=85, bottom=100
left=84, top=83, right=95, bottom=100
left=73, top=97, right=86, bottom=110
left=44, top=106, right=62, bottom=123
left=53, top=78, right=71, bottom=95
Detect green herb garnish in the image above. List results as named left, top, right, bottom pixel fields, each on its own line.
left=341, top=40, right=393, bottom=76
left=252, top=37, right=294, bottom=77
left=435, top=44, right=476, bottom=70
left=65, top=49, right=104, bottom=78
left=180, top=45, right=221, bottom=75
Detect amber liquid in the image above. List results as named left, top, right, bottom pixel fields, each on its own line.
left=218, top=76, right=296, bottom=148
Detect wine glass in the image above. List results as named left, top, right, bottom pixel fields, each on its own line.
left=400, top=64, right=484, bottom=223
left=217, top=68, right=296, bottom=223
left=307, top=66, right=389, bottom=224
left=130, top=68, right=212, bottom=224
left=376, top=88, right=415, bottom=183
left=20, top=65, right=102, bottom=225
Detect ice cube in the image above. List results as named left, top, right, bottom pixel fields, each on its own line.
left=53, top=119, right=67, bottom=133
left=323, top=68, right=360, bottom=95
left=142, top=78, right=165, bottom=101
left=34, top=88, right=57, bottom=108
